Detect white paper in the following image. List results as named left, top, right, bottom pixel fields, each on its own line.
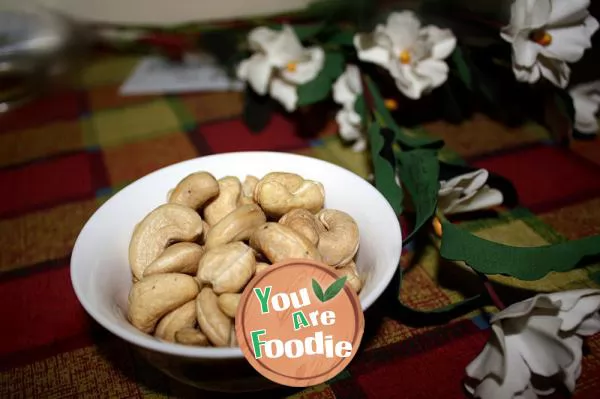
left=119, top=53, right=244, bottom=95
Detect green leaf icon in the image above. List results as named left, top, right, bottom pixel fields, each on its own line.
left=323, top=276, right=347, bottom=302
left=312, top=277, right=348, bottom=303
left=312, top=279, right=325, bottom=302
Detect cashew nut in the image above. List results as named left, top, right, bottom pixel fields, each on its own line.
left=336, top=261, right=362, bottom=293
left=154, top=300, right=197, bottom=342
left=203, top=177, right=242, bottom=226
left=168, top=172, right=219, bottom=210
left=199, top=220, right=210, bottom=245
left=316, top=209, right=360, bottom=267
left=279, top=208, right=322, bottom=246
left=249, top=222, right=322, bottom=263
left=255, top=262, right=270, bottom=275
left=197, top=242, right=256, bottom=294
left=175, top=327, right=209, bottom=346
left=128, top=273, right=199, bottom=334
left=144, top=242, right=204, bottom=277
left=196, top=287, right=232, bottom=347
left=129, top=204, right=204, bottom=280
left=240, top=175, right=259, bottom=205
left=254, top=172, right=325, bottom=218
left=217, top=293, right=242, bottom=318
left=204, top=204, right=266, bottom=249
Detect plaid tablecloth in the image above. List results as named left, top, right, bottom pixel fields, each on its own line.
left=1, top=54, right=600, bottom=399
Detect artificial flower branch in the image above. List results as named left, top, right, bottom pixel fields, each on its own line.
left=432, top=210, right=507, bottom=312
left=477, top=272, right=507, bottom=311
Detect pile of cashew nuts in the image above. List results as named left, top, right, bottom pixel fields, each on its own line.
left=126, top=171, right=362, bottom=347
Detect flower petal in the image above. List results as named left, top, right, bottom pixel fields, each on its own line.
left=472, top=339, right=532, bottom=399
left=384, top=11, right=421, bottom=54
left=414, top=59, right=450, bottom=89
left=247, top=26, right=280, bottom=52
left=237, top=54, right=272, bottom=95
left=547, top=0, right=591, bottom=26
left=442, top=186, right=504, bottom=215
left=351, top=138, right=367, bottom=152
left=439, top=170, right=496, bottom=214
left=517, top=385, right=539, bottom=399
left=336, top=108, right=366, bottom=152
left=585, top=14, right=600, bottom=37
left=390, top=62, right=430, bottom=100
left=280, top=46, right=325, bottom=85
left=552, top=289, right=600, bottom=333
left=525, top=0, right=552, bottom=28
left=465, top=325, right=507, bottom=385
left=439, top=169, right=489, bottom=196
left=513, top=61, right=542, bottom=84
left=560, top=335, right=585, bottom=392
left=541, top=23, right=595, bottom=63
left=570, top=81, right=600, bottom=133
left=269, top=77, right=298, bottom=112
left=538, top=55, right=570, bottom=88
left=510, top=315, right=573, bottom=377
left=336, top=109, right=362, bottom=138
left=354, top=33, right=392, bottom=70
left=576, top=313, right=600, bottom=336
left=333, top=65, right=362, bottom=107
left=422, top=25, right=457, bottom=60
left=265, top=25, right=305, bottom=68
left=491, top=296, right=556, bottom=324
left=513, top=34, right=540, bottom=67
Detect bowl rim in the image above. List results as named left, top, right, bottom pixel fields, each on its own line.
left=70, top=151, right=402, bottom=359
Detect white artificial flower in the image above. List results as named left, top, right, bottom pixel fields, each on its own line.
left=353, top=11, right=456, bottom=100
left=465, top=289, right=600, bottom=399
left=501, top=0, right=599, bottom=89
left=236, top=24, right=325, bottom=112
left=333, top=64, right=363, bottom=108
left=438, top=169, right=504, bottom=215
left=332, top=65, right=366, bottom=151
left=569, top=80, right=600, bottom=135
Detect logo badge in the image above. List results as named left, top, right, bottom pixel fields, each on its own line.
left=235, top=259, right=365, bottom=387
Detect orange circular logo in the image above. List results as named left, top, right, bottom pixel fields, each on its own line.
left=235, top=259, right=365, bottom=387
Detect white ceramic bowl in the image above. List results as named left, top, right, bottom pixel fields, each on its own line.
left=70, top=151, right=402, bottom=392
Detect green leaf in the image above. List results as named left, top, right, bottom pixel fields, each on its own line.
left=323, top=51, right=345, bottom=79
left=297, top=73, right=332, bottom=107
left=296, top=51, right=344, bottom=107
left=591, top=270, right=600, bottom=285
left=354, top=94, right=366, bottom=115
left=439, top=220, right=600, bottom=281
left=451, top=47, right=473, bottom=91
left=367, top=121, right=403, bottom=215
left=323, top=276, right=348, bottom=301
left=397, top=149, right=440, bottom=243
left=365, top=77, right=444, bottom=150
left=292, top=23, right=326, bottom=41
left=328, top=30, right=354, bottom=46
left=312, top=279, right=325, bottom=302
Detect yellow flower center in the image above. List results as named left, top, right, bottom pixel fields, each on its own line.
left=432, top=217, right=443, bottom=237
left=286, top=62, right=297, bottom=72
left=384, top=99, right=398, bottom=110
left=530, top=30, right=552, bottom=46
left=399, top=50, right=412, bottom=64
